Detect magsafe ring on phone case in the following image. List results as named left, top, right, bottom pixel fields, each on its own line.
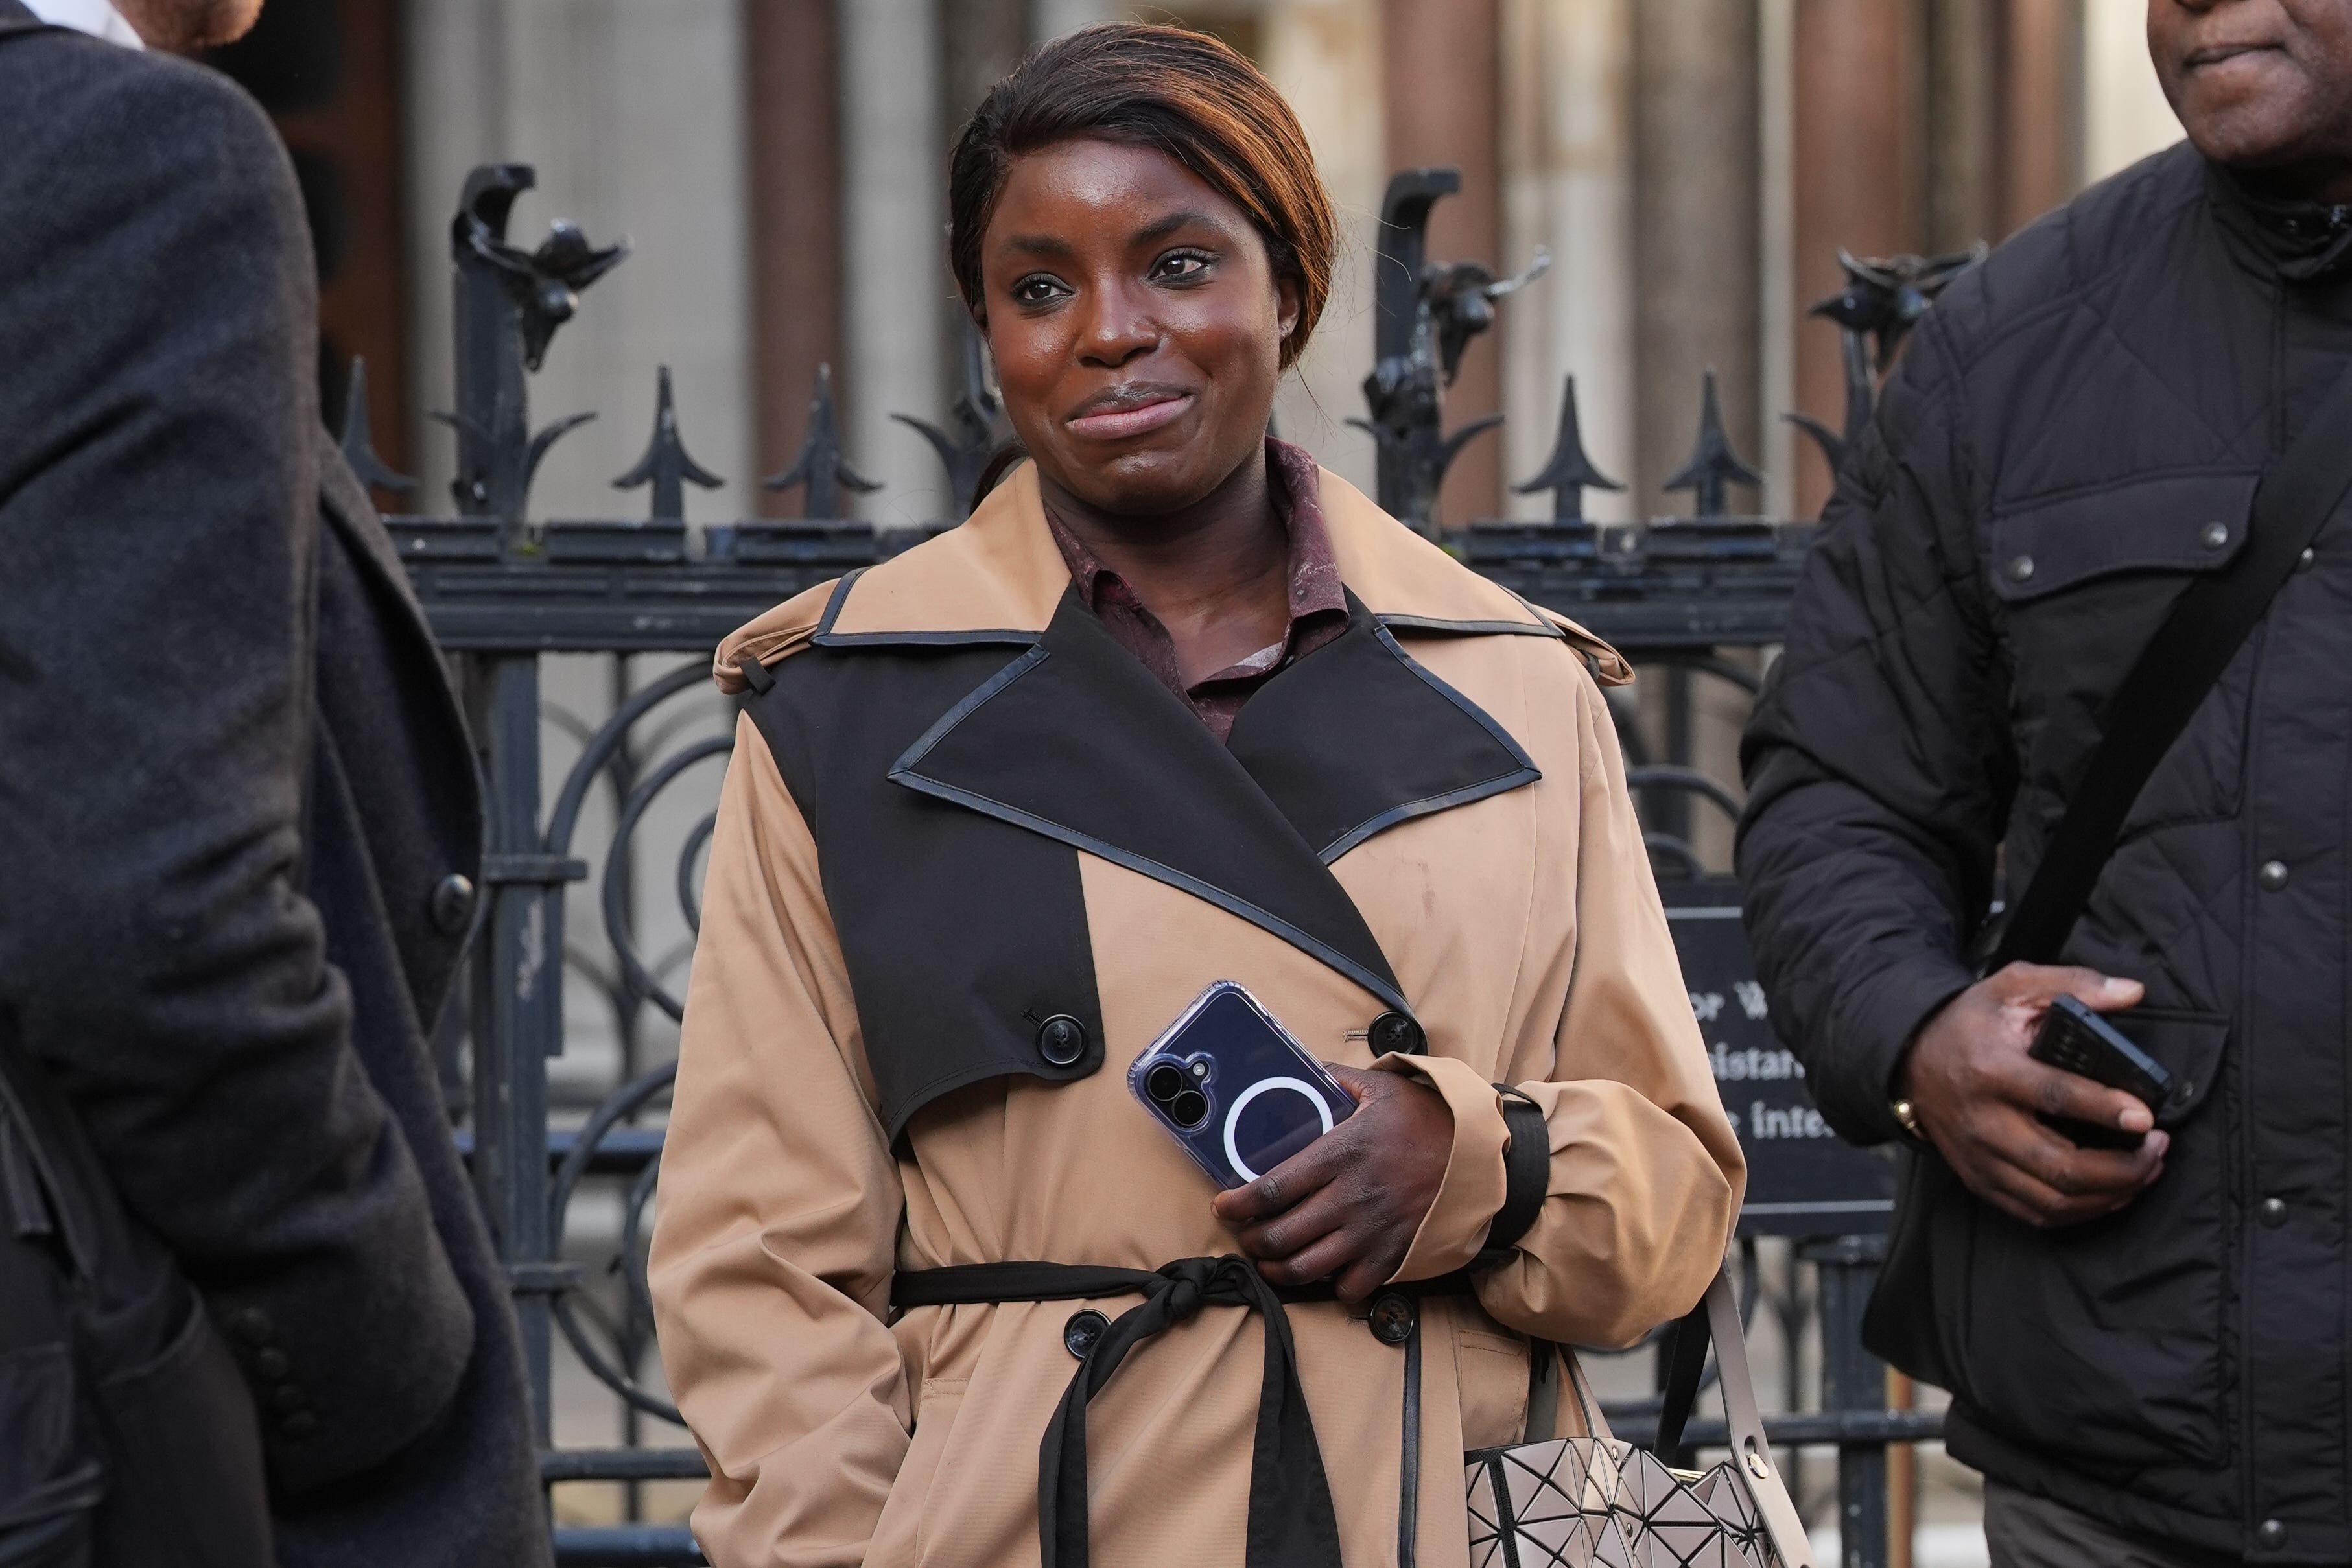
left=1127, top=980, right=1358, bottom=1190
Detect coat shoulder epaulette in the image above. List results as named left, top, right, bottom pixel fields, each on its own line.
left=1514, top=597, right=1632, bottom=688
left=714, top=579, right=836, bottom=696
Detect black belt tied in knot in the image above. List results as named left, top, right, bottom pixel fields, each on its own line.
left=1042, top=1255, right=1335, bottom=1568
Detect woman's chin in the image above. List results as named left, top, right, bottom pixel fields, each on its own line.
left=1043, top=449, right=1223, bottom=520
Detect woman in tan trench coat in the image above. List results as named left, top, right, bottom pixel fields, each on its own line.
left=650, top=23, right=1743, bottom=1568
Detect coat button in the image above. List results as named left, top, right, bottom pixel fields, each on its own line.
left=1063, top=1309, right=1109, bottom=1359
left=2260, top=1197, right=2288, bottom=1228
left=281, top=1410, right=319, bottom=1440
left=1036, top=1014, right=1087, bottom=1066
left=1368, top=1012, right=1426, bottom=1055
left=2259, top=1519, right=2287, bottom=1549
left=270, top=1384, right=307, bottom=1412
left=1367, top=1292, right=1417, bottom=1346
left=228, top=1308, right=275, bottom=1347
left=429, top=872, right=476, bottom=935
left=2297, top=546, right=2317, bottom=572
left=2005, top=554, right=2035, bottom=583
left=2259, top=860, right=2290, bottom=892
left=2200, top=521, right=2231, bottom=550
left=254, top=1348, right=290, bottom=1380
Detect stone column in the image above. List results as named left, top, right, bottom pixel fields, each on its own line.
left=1632, top=0, right=1760, bottom=521
left=1384, top=0, right=1506, bottom=524
left=839, top=0, right=948, bottom=525
left=1788, top=0, right=1926, bottom=518
left=1263, top=0, right=1387, bottom=502
left=1998, top=0, right=2084, bottom=234
left=747, top=0, right=841, bottom=517
left=1498, top=0, right=1636, bottom=523
left=2081, top=0, right=2180, bottom=181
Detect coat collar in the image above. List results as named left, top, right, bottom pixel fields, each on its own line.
left=0, top=0, right=52, bottom=38
left=722, top=463, right=1597, bottom=1013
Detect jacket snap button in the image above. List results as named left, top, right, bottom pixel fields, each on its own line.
left=1063, top=1309, right=1109, bottom=1359
left=282, top=1410, right=319, bottom=1440
left=254, top=1348, right=290, bottom=1380
left=429, top=872, right=477, bottom=936
left=2298, top=546, right=2317, bottom=572
left=1036, top=1014, right=1087, bottom=1066
left=2006, top=554, right=2035, bottom=583
left=2259, top=860, right=2290, bottom=892
left=2260, top=1197, right=2288, bottom=1228
left=2259, top=1519, right=2287, bottom=1549
left=1368, top=1011, right=1426, bottom=1055
left=2200, top=521, right=2230, bottom=549
left=1367, top=1293, right=1417, bottom=1346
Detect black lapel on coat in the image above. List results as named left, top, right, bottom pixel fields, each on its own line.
left=889, top=592, right=1411, bottom=1012
left=887, top=591, right=1542, bottom=1011
left=1227, top=600, right=1540, bottom=862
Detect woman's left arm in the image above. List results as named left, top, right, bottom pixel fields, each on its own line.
left=1452, top=666, right=1747, bottom=1346
left=1219, top=661, right=1744, bottom=1340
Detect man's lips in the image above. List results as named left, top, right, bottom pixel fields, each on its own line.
left=2184, top=41, right=2281, bottom=68
left=1066, top=390, right=1194, bottom=441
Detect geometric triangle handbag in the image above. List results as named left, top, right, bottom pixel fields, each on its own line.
left=1465, top=1264, right=1817, bottom=1568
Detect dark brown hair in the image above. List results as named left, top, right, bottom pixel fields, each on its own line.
left=947, top=22, right=1337, bottom=369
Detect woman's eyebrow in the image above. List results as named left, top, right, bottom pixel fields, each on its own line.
left=1131, top=209, right=1225, bottom=245
left=1000, top=232, right=1078, bottom=259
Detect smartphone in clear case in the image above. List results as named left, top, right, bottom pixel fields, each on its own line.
left=1127, top=980, right=1358, bottom=1190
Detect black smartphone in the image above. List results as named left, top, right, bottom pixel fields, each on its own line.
left=2028, top=994, right=2171, bottom=1150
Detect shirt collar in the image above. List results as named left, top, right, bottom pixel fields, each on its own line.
left=22, top=0, right=141, bottom=45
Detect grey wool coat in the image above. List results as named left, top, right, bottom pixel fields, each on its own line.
left=0, top=6, right=548, bottom=1564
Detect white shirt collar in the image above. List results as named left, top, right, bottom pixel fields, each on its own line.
left=21, top=0, right=144, bottom=48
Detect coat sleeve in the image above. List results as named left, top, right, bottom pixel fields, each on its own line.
left=649, top=716, right=911, bottom=1568
left=0, top=58, right=471, bottom=1491
left=1735, top=312, right=2010, bottom=1146
left=1385, top=665, right=1746, bottom=1350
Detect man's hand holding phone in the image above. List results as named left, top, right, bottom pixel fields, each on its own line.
left=1899, top=963, right=2167, bottom=1230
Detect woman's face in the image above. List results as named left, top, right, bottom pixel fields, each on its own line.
left=978, top=138, right=1301, bottom=519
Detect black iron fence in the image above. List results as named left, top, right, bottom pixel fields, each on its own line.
left=380, top=163, right=1961, bottom=1567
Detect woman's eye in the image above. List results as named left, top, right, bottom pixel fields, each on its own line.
left=1011, top=275, right=1068, bottom=307
left=1152, top=252, right=1212, bottom=283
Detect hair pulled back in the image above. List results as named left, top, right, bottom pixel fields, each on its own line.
left=948, top=22, right=1337, bottom=369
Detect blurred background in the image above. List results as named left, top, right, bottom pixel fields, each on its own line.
left=215, top=0, right=2184, bottom=538
left=199, top=2, right=2187, bottom=1558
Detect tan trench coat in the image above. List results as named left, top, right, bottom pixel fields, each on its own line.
left=648, top=462, right=1745, bottom=1568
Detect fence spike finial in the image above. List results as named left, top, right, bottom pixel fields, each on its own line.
left=1662, top=368, right=1763, bottom=519
left=338, top=355, right=416, bottom=498
left=612, top=366, right=722, bottom=521
left=762, top=364, right=880, bottom=520
left=1512, top=375, right=1622, bottom=522
left=893, top=319, right=1004, bottom=519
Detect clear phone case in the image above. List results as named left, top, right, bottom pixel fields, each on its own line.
left=1127, top=980, right=1358, bottom=1190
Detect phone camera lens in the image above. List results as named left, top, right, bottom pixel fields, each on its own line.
left=1146, top=1063, right=1186, bottom=1103
left=1169, top=1089, right=1210, bottom=1129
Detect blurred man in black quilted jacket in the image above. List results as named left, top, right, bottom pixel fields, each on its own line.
left=1741, top=3, right=2352, bottom=1563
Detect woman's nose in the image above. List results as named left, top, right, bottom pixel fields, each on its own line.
left=1076, top=287, right=1157, bottom=368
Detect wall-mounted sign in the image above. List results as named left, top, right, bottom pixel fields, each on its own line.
left=1662, top=881, right=1895, bottom=1237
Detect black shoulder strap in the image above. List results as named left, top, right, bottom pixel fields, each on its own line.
left=1991, top=366, right=2352, bottom=968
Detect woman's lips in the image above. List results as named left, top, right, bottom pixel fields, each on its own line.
left=1066, top=392, right=1193, bottom=441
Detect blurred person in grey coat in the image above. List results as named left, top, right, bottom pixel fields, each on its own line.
left=0, top=0, right=548, bottom=1563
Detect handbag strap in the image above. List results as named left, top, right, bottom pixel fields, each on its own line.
left=1647, top=1265, right=1817, bottom=1568
left=1990, top=364, right=2352, bottom=968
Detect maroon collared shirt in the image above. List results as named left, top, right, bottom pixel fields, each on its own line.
left=1043, top=439, right=1350, bottom=743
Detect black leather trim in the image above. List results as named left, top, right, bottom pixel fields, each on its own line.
left=891, top=591, right=1414, bottom=1013
left=809, top=565, right=1044, bottom=649
left=1375, top=613, right=1563, bottom=639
